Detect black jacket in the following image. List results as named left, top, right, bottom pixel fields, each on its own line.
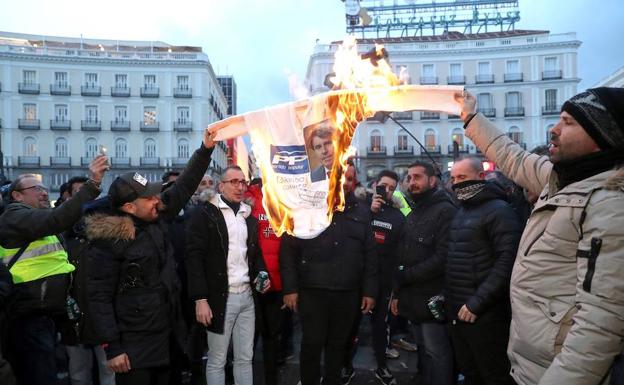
left=395, top=187, right=457, bottom=322
left=280, top=193, right=378, bottom=299
left=0, top=263, right=11, bottom=309
left=84, top=145, right=213, bottom=369
left=445, top=182, right=521, bottom=322
left=185, top=196, right=265, bottom=334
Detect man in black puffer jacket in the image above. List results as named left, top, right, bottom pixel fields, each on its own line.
left=447, top=157, right=521, bottom=385
left=390, top=160, right=457, bottom=385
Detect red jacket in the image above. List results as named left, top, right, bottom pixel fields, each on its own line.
left=245, top=184, right=283, bottom=292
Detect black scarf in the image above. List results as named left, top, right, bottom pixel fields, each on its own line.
left=452, top=180, right=486, bottom=201
left=221, top=196, right=240, bottom=215
left=552, top=150, right=624, bottom=189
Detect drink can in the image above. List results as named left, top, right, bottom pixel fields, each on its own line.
left=427, top=294, right=445, bottom=322
left=255, top=271, right=269, bottom=292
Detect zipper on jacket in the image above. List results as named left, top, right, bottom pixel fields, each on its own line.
left=581, top=237, right=602, bottom=293
left=523, top=229, right=545, bottom=256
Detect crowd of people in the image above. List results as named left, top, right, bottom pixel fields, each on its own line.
left=0, top=87, right=623, bottom=385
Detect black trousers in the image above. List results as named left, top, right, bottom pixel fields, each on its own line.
left=449, top=318, right=515, bottom=385
left=116, top=366, right=171, bottom=385
left=258, top=291, right=286, bottom=385
left=299, top=289, right=360, bottom=385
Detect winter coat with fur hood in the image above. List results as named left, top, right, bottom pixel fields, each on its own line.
left=466, top=113, right=624, bottom=385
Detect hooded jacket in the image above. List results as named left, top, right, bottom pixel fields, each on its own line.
left=445, top=181, right=521, bottom=322
left=466, top=113, right=624, bottom=385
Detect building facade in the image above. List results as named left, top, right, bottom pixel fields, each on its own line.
left=217, top=75, right=237, bottom=116
left=0, top=31, right=229, bottom=192
left=305, top=30, right=581, bottom=181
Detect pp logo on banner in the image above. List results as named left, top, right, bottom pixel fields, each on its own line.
left=270, top=145, right=309, bottom=174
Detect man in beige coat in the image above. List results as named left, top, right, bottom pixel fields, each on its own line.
left=455, top=87, right=624, bottom=385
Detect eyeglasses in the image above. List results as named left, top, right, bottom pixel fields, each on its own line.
left=221, top=179, right=248, bottom=187
left=16, top=185, right=48, bottom=194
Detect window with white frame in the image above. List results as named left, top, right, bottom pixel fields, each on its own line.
left=177, top=138, right=190, bottom=158
left=422, top=64, right=435, bottom=77
left=506, top=92, right=522, bottom=108
left=144, top=139, right=157, bottom=157
left=54, top=72, right=68, bottom=86
left=177, top=106, right=190, bottom=123
left=397, top=130, right=408, bottom=151
left=54, top=104, right=68, bottom=121
left=55, top=138, right=68, bottom=157
left=85, top=73, right=98, bottom=86
left=450, top=63, right=462, bottom=77
left=478, top=62, right=491, bottom=75
left=507, top=126, right=523, bottom=144
left=425, top=129, right=436, bottom=149
left=477, top=93, right=493, bottom=110
left=115, top=138, right=127, bottom=158
left=506, top=60, right=520, bottom=74
left=177, top=75, right=189, bottom=90
left=23, top=70, right=36, bottom=84
left=114, top=106, right=128, bottom=122
left=545, top=57, right=558, bottom=71
left=85, top=105, right=99, bottom=122
left=23, top=103, right=37, bottom=119
left=144, top=75, right=156, bottom=88
left=85, top=138, right=98, bottom=157
left=115, top=74, right=128, bottom=87
left=452, top=128, right=464, bottom=147
left=144, top=107, right=157, bottom=124
left=370, top=129, right=383, bottom=151
left=545, top=89, right=557, bottom=109
left=23, top=137, right=37, bottom=156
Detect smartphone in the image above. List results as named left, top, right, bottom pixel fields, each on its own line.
left=376, top=185, right=386, bottom=197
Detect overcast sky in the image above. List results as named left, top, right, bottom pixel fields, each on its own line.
left=1, top=0, right=622, bottom=114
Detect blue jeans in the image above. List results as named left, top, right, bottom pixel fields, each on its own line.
left=9, top=315, right=57, bottom=385
left=206, top=289, right=255, bottom=385
left=413, top=322, right=454, bottom=385
left=66, top=344, right=116, bottom=385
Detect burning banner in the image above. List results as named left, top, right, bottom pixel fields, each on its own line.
left=209, top=36, right=462, bottom=238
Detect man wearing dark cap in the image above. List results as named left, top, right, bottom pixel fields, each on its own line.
left=83, top=129, right=216, bottom=385
left=455, top=88, right=624, bottom=385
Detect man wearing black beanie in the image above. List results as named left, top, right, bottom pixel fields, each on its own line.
left=455, top=87, right=624, bottom=385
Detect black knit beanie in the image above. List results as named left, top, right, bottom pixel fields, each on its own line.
left=561, top=87, right=624, bottom=150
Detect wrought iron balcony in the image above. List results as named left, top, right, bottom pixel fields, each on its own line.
left=424, top=145, right=441, bottom=154
left=171, top=157, right=190, bottom=167
left=140, top=121, right=160, bottom=132
left=81, top=120, right=101, bottom=131
left=419, top=76, right=438, bottom=85
left=447, top=75, right=466, bottom=85
left=111, top=157, right=131, bottom=168
left=541, top=105, right=561, bottom=115
left=173, top=87, right=192, bottom=98
left=475, top=74, right=495, bottom=84
left=111, top=86, right=131, bottom=97
left=394, top=145, right=414, bottom=157
left=448, top=114, right=461, bottom=120
left=173, top=121, right=192, bottom=131
left=18, top=82, right=40, bottom=94
left=504, top=107, right=525, bottom=117
left=50, top=119, right=71, bottom=130
left=18, top=156, right=40, bottom=166
left=50, top=156, right=71, bottom=167
left=542, top=70, right=562, bottom=80
left=50, top=83, right=71, bottom=95
left=140, top=86, right=160, bottom=97
left=504, top=73, right=523, bottom=82
left=81, top=157, right=94, bottom=166
left=18, top=119, right=40, bottom=130
left=477, top=108, right=496, bottom=118
left=140, top=157, right=160, bottom=167
left=366, top=146, right=387, bottom=156
left=420, top=112, right=440, bottom=120
left=392, top=111, right=412, bottom=120
left=81, top=85, right=102, bottom=96
left=111, top=120, right=131, bottom=131
left=448, top=144, right=472, bottom=154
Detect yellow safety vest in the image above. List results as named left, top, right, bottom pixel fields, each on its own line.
left=0, top=235, right=74, bottom=284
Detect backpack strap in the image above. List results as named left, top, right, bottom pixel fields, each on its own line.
left=7, top=243, right=31, bottom=270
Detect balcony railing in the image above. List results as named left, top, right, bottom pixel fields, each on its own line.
left=394, top=145, right=414, bottom=156
left=50, top=119, right=71, bottom=130
left=18, top=82, right=40, bottom=94
left=424, top=145, right=441, bottom=154
left=420, top=112, right=440, bottom=120
left=50, top=156, right=71, bottom=167
left=504, top=73, right=523, bottom=82
left=18, top=156, right=40, bottom=166
left=18, top=119, right=40, bottom=130
left=367, top=146, right=387, bottom=156
left=475, top=74, right=495, bottom=84
left=448, top=114, right=461, bottom=120
left=541, top=105, right=561, bottom=115
left=81, top=157, right=93, bottom=166
left=419, top=76, right=438, bottom=85
left=173, top=87, right=192, bottom=98
left=542, top=70, right=562, bottom=80
left=111, top=157, right=131, bottom=168
left=173, top=121, right=192, bottom=131
left=140, top=86, right=159, bottom=97
left=477, top=108, right=496, bottom=118
left=111, top=86, right=131, bottom=97
left=111, top=120, right=131, bottom=131
left=448, top=144, right=472, bottom=154
left=50, top=83, right=71, bottom=95
left=140, top=121, right=160, bottom=132
left=171, top=157, right=190, bottom=167
left=81, top=120, right=102, bottom=131
left=504, top=107, right=525, bottom=117
left=447, top=75, right=466, bottom=85
left=392, top=111, right=412, bottom=120
left=81, top=85, right=102, bottom=96
left=140, top=157, right=160, bottom=167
